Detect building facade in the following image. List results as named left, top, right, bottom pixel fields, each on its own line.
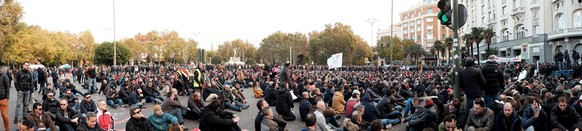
left=377, top=24, right=402, bottom=40
left=399, top=0, right=454, bottom=51
left=461, top=0, right=581, bottom=63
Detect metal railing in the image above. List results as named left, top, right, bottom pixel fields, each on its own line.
left=549, top=27, right=582, bottom=36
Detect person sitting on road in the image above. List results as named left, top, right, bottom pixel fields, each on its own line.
left=125, top=106, right=153, bottom=130
left=63, top=79, right=83, bottom=96
left=96, top=100, right=114, bottom=130
left=220, top=85, right=249, bottom=111
left=300, top=113, right=317, bottom=131
left=17, top=119, right=36, bottom=131
left=148, top=105, right=179, bottom=131
left=55, top=99, right=80, bottom=131
left=118, top=84, right=132, bottom=104
left=199, top=98, right=242, bottom=131
left=62, top=89, right=80, bottom=111
left=42, top=92, right=60, bottom=119
left=76, top=112, right=105, bottom=131
left=186, top=92, right=205, bottom=120
left=232, top=83, right=248, bottom=104
left=202, top=81, right=220, bottom=102
left=42, top=83, right=56, bottom=101
left=80, top=93, right=98, bottom=115
left=161, top=88, right=189, bottom=126
left=27, top=102, right=58, bottom=131
left=143, top=82, right=164, bottom=104
left=130, top=88, right=146, bottom=108
left=104, top=84, right=124, bottom=109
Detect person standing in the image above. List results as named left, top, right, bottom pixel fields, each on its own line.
left=556, top=49, right=565, bottom=70
left=566, top=50, right=572, bottom=69
left=0, top=67, right=10, bottom=131
left=459, top=58, right=486, bottom=110
left=481, top=55, right=504, bottom=108
left=15, top=63, right=34, bottom=124
left=86, top=65, right=97, bottom=94
left=36, top=67, right=47, bottom=94
left=573, top=49, right=580, bottom=65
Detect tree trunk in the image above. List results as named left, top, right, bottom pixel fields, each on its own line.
left=470, top=43, right=474, bottom=58
left=477, top=41, right=480, bottom=66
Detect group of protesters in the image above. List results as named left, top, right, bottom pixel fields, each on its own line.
left=3, top=53, right=582, bottom=131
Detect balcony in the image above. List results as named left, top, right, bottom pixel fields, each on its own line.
left=511, top=7, right=525, bottom=16
left=548, top=27, right=582, bottom=41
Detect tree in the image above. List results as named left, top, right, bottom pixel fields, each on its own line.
left=376, top=36, right=407, bottom=61
left=485, top=47, right=498, bottom=57
left=462, top=33, right=474, bottom=59
left=216, top=39, right=257, bottom=63
left=470, top=27, right=484, bottom=65
left=309, top=22, right=372, bottom=65
left=404, top=44, right=426, bottom=65
left=444, top=37, right=453, bottom=62
left=0, top=0, right=24, bottom=64
left=257, top=31, right=308, bottom=64
left=94, top=42, right=132, bottom=66
left=482, top=27, right=496, bottom=52
left=434, top=40, right=445, bottom=64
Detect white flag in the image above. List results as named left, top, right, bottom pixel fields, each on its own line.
left=327, top=53, right=343, bottom=69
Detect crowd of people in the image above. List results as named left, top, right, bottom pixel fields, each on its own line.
left=4, top=53, right=582, bottom=131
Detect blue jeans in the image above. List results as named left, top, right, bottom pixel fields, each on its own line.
left=39, top=82, right=46, bottom=93
left=88, top=78, right=96, bottom=93
left=557, top=61, right=564, bottom=70
left=381, top=118, right=400, bottom=125
left=383, top=110, right=402, bottom=119
left=106, top=99, right=124, bottom=107
left=325, top=116, right=340, bottom=127
left=168, top=109, right=185, bottom=124
left=145, top=96, right=163, bottom=103
left=131, top=102, right=144, bottom=108
left=15, top=90, right=30, bottom=120
left=483, top=93, right=498, bottom=108
left=45, top=126, right=59, bottom=131
left=225, top=101, right=245, bottom=111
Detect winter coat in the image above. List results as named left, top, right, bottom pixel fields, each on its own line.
left=27, top=113, right=58, bottom=131
left=199, top=108, right=238, bottom=131
left=15, top=69, right=34, bottom=92
left=203, top=86, right=220, bottom=101
left=55, top=107, right=80, bottom=126
left=299, top=98, right=312, bottom=122
left=161, top=98, right=187, bottom=113
left=521, top=106, right=548, bottom=131
left=42, top=98, right=60, bottom=114
left=275, top=87, right=294, bottom=114
left=493, top=111, right=522, bottom=131
left=460, top=58, right=486, bottom=98
left=361, top=95, right=381, bottom=122
left=550, top=105, right=582, bottom=131
left=80, top=100, right=98, bottom=114
left=0, top=73, right=9, bottom=99
left=76, top=123, right=106, bottom=131
left=465, top=108, right=494, bottom=131
left=125, top=117, right=153, bottom=131
left=481, top=60, right=504, bottom=95
left=332, top=91, right=346, bottom=114
left=148, top=113, right=178, bottom=131
left=264, top=86, right=278, bottom=106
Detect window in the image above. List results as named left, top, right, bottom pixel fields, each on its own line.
left=417, top=35, right=421, bottom=41
left=426, top=17, right=433, bottom=22
left=502, top=29, right=510, bottom=41
left=427, top=32, right=434, bottom=39
left=418, top=12, right=421, bottom=17
left=417, top=27, right=421, bottom=32
left=481, top=5, right=485, bottom=15
left=502, top=6, right=507, bottom=14
left=427, top=25, right=433, bottom=30
left=532, top=25, right=541, bottom=35
left=482, top=17, right=485, bottom=25
left=411, top=29, right=415, bottom=33
left=427, top=8, right=433, bottom=14
left=409, top=22, right=414, bottom=26
left=442, top=34, right=445, bottom=40
left=557, top=14, right=565, bottom=29
left=441, top=25, right=445, bottom=29
left=403, top=23, right=408, bottom=27
left=417, top=19, right=421, bottom=25
left=405, top=16, right=408, bottom=20
left=404, top=30, right=408, bottom=34
left=575, top=10, right=582, bottom=27
left=516, top=25, right=525, bottom=39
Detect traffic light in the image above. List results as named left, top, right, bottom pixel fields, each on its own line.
left=437, top=0, right=452, bottom=26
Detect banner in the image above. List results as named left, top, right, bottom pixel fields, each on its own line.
left=521, top=43, right=529, bottom=59
left=327, top=53, right=343, bottom=69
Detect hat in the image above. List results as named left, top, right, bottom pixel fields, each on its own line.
left=579, top=95, right=582, bottom=101
left=352, top=90, right=361, bottom=95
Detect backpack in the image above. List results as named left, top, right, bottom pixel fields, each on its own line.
left=98, top=112, right=114, bottom=130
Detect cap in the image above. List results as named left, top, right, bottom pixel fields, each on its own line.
left=352, top=90, right=361, bottom=95
left=579, top=95, right=582, bottom=101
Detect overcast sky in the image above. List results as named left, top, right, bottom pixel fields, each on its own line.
left=18, top=0, right=417, bottom=50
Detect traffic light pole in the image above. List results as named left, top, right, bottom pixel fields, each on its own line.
left=452, top=0, right=461, bottom=99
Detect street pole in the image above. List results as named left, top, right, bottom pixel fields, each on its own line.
left=365, top=18, right=378, bottom=47
left=452, top=0, right=461, bottom=99
left=113, top=0, right=117, bottom=66
left=290, top=46, right=292, bottom=65
left=390, top=0, right=394, bottom=64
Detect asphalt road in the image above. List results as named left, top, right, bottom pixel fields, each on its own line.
left=2, top=75, right=404, bottom=131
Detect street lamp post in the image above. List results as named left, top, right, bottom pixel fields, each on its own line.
left=112, top=0, right=117, bottom=66
left=365, top=18, right=378, bottom=47
left=390, top=0, right=394, bottom=64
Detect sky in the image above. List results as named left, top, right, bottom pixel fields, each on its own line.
left=18, top=0, right=418, bottom=50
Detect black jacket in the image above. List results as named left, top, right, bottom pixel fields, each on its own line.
left=265, top=86, right=277, bottom=106
left=125, top=117, right=153, bottom=131
left=203, top=86, right=220, bottom=100
left=0, top=72, right=9, bottom=99
left=459, top=59, right=486, bottom=98
left=551, top=105, right=582, bottom=130
left=199, top=108, right=238, bottom=131
left=15, top=69, right=34, bottom=92
left=299, top=98, right=312, bottom=121
left=275, top=87, right=294, bottom=114
left=481, top=60, right=504, bottom=95
left=55, top=107, right=79, bottom=126
left=76, top=122, right=105, bottom=131
left=493, top=111, right=522, bottom=131
left=43, top=98, right=60, bottom=114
